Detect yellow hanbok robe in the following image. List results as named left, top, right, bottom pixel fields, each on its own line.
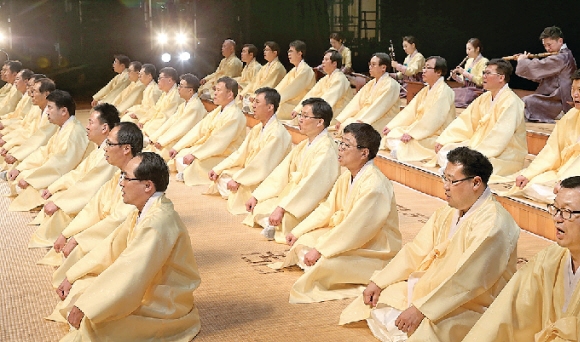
left=383, top=78, right=455, bottom=161
left=340, top=192, right=520, bottom=342
left=500, top=108, right=580, bottom=203
left=463, top=244, right=580, bottom=342
left=198, top=54, right=243, bottom=94
left=146, top=95, right=207, bottom=160
left=0, top=82, right=12, bottom=99
left=0, top=83, right=22, bottom=116
left=110, top=80, right=145, bottom=113
left=275, top=60, right=316, bottom=120
left=174, top=103, right=246, bottom=186
left=293, top=69, right=353, bottom=120
left=121, top=81, right=162, bottom=121
left=141, top=85, right=183, bottom=137
left=15, top=117, right=89, bottom=189
left=242, top=131, right=341, bottom=243
left=206, top=116, right=292, bottom=215
left=49, top=195, right=201, bottom=342
left=93, top=69, right=131, bottom=104
left=2, top=105, right=45, bottom=150
left=335, top=74, right=401, bottom=133
left=238, top=57, right=287, bottom=99
left=433, top=87, right=527, bottom=176
left=339, top=45, right=352, bottom=70
left=454, top=56, right=488, bottom=87
left=0, top=94, right=32, bottom=130
left=11, top=142, right=115, bottom=214
left=394, top=51, right=425, bottom=80
left=271, top=163, right=402, bottom=303
left=235, top=59, right=261, bottom=90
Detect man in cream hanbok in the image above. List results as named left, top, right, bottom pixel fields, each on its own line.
left=170, top=76, right=246, bottom=186
left=91, top=54, right=131, bottom=107
left=335, top=53, right=400, bottom=134
left=0, top=68, right=33, bottom=130
left=237, top=41, right=287, bottom=109
left=51, top=152, right=201, bottom=342
left=198, top=39, right=243, bottom=97
left=234, top=44, right=261, bottom=91
left=0, top=62, right=14, bottom=100
left=503, top=71, right=580, bottom=204
left=382, top=56, right=455, bottom=162
left=207, top=87, right=291, bottom=215
left=110, top=61, right=145, bottom=113
left=275, top=40, right=316, bottom=120
left=6, top=90, right=89, bottom=196
left=244, top=98, right=340, bottom=243
left=464, top=176, right=580, bottom=342
left=0, top=60, right=23, bottom=116
left=39, top=123, right=142, bottom=279
left=272, top=123, right=401, bottom=303
left=121, top=63, right=162, bottom=121
left=432, top=59, right=526, bottom=177
left=147, top=74, right=207, bottom=160
left=340, top=147, right=519, bottom=342
left=291, top=49, right=353, bottom=122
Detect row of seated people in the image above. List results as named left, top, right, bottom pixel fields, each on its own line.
left=0, top=38, right=576, bottom=340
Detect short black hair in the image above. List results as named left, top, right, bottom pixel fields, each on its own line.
left=403, top=36, right=417, bottom=46
left=486, top=58, right=513, bottom=83
left=46, top=90, right=76, bottom=116
left=217, top=76, right=239, bottom=98
left=372, top=52, right=391, bottom=68
left=301, top=97, right=333, bottom=128
left=116, top=121, right=143, bottom=156
left=447, top=147, right=493, bottom=185
left=243, top=44, right=258, bottom=58
left=141, top=63, right=156, bottom=77
left=324, top=49, right=343, bottom=70
left=426, top=56, right=447, bottom=77
left=32, top=73, right=47, bottom=81
left=255, top=87, right=281, bottom=112
left=180, top=73, right=200, bottom=92
left=134, top=152, right=169, bottom=192
left=129, top=61, right=142, bottom=72
left=343, top=123, right=381, bottom=160
left=540, top=26, right=563, bottom=40
left=571, top=69, right=580, bottom=81
left=561, top=176, right=580, bottom=190
left=264, top=41, right=280, bottom=55
left=35, top=78, right=56, bottom=93
left=19, top=69, right=34, bottom=81
left=114, top=54, right=131, bottom=68
left=289, top=40, right=306, bottom=57
left=159, top=67, right=178, bottom=83
left=5, top=60, right=22, bottom=74
left=93, top=103, right=120, bottom=128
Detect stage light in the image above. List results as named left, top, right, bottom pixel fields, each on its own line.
left=157, top=33, right=168, bottom=45
left=0, top=33, right=5, bottom=42
left=161, top=53, right=171, bottom=63
left=175, top=33, right=187, bottom=45
left=179, top=52, right=191, bottom=61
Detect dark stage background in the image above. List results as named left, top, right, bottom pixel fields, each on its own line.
left=0, top=0, right=579, bottom=100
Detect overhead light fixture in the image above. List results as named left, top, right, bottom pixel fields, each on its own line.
left=157, top=33, right=168, bottom=45
left=161, top=53, right=171, bottom=63
left=175, top=33, right=187, bottom=45
left=179, top=52, right=191, bottom=61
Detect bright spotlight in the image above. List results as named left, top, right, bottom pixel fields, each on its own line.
left=0, top=33, right=5, bottom=42
left=161, top=53, right=171, bottom=63
left=157, top=33, right=168, bottom=44
left=175, top=33, right=187, bottom=45
left=179, top=52, right=191, bottom=61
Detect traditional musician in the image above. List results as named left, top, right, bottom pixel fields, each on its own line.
left=515, top=26, right=576, bottom=123
left=329, top=32, right=352, bottom=74
left=389, top=36, right=425, bottom=97
left=450, top=38, right=488, bottom=108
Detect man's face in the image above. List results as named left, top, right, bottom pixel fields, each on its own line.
left=252, top=93, right=271, bottom=122
left=14, top=71, right=27, bottom=94
left=120, top=157, right=147, bottom=206
left=482, top=65, right=504, bottom=91
left=338, top=132, right=366, bottom=168
left=241, top=47, right=252, bottom=63
left=553, top=187, right=580, bottom=252
left=112, top=58, right=124, bottom=73
left=157, top=72, right=173, bottom=93
left=178, top=79, right=193, bottom=100
left=542, top=37, right=563, bottom=53
left=322, top=52, right=337, bottom=74
left=128, top=65, right=139, bottom=82
left=264, top=45, right=277, bottom=63
left=27, top=78, right=36, bottom=97
left=571, top=79, right=580, bottom=110
left=104, top=127, right=126, bottom=168
left=46, top=100, right=65, bottom=126
left=222, top=41, right=233, bottom=57
left=86, top=110, right=106, bottom=144
left=4, top=68, right=16, bottom=84
left=0, top=65, right=7, bottom=82
left=31, top=82, right=47, bottom=106
left=139, top=70, right=153, bottom=85
left=298, top=104, right=323, bottom=137
left=368, top=56, right=386, bottom=79
left=421, top=59, right=440, bottom=85
left=288, top=46, right=302, bottom=66
left=213, top=82, right=232, bottom=107
left=442, top=162, right=476, bottom=212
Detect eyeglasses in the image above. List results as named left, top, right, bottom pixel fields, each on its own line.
left=338, top=141, right=365, bottom=150
left=105, top=139, right=125, bottom=147
left=440, top=175, right=475, bottom=186
left=368, top=62, right=381, bottom=68
left=297, top=113, right=321, bottom=120
left=120, top=172, right=144, bottom=183
left=158, top=76, right=170, bottom=81
left=483, top=71, right=502, bottom=77
left=178, top=84, right=194, bottom=89
left=547, top=204, right=580, bottom=220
